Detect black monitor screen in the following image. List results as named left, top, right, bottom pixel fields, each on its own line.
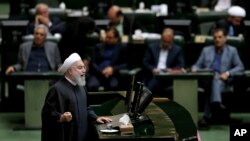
left=137, top=86, right=153, bottom=114
left=130, top=82, right=153, bottom=117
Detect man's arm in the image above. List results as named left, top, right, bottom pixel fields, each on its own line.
left=227, top=48, right=244, bottom=75
left=11, top=43, right=26, bottom=72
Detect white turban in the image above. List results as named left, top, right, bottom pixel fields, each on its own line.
left=58, top=53, right=82, bottom=73
left=228, top=6, right=246, bottom=18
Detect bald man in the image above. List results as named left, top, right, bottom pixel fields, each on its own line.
left=27, top=3, right=65, bottom=35
left=143, top=28, right=185, bottom=97
left=107, top=5, right=142, bottom=36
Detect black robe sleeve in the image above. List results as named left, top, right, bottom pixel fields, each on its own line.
left=41, top=86, right=65, bottom=141
left=84, top=86, right=98, bottom=123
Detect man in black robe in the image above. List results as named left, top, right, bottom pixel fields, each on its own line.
left=41, top=53, right=112, bottom=141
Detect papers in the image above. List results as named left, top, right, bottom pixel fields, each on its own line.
left=100, top=129, right=119, bottom=133
left=132, top=32, right=161, bottom=40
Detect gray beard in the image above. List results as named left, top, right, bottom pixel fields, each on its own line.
left=73, top=75, right=86, bottom=86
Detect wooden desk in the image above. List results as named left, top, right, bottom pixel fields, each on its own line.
left=90, top=92, right=177, bottom=141
left=6, top=72, right=63, bottom=129
left=156, top=72, right=213, bottom=125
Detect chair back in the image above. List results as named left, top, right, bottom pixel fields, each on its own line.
left=145, top=35, right=185, bottom=48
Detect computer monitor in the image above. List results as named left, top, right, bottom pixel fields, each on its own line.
left=163, top=19, right=192, bottom=41
left=128, top=82, right=153, bottom=121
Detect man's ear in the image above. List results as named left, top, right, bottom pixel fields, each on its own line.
left=116, top=10, right=123, bottom=17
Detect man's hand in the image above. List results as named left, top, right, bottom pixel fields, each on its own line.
left=152, top=68, right=160, bottom=75
left=102, top=66, right=113, bottom=78
left=220, top=72, right=230, bottom=81
left=96, top=117, right=112, bottom=124
left=5, top=66, right=15, bottom=75
left=35, top=15, right=50, bottom=26
left=60, top=112, right=72, bottom=122
left=99, top=30, right=106, bottom=42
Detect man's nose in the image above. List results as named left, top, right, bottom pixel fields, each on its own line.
left=82, top=68, right=86, bottom=73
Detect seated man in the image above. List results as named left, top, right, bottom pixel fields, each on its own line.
left=210, top=5, right=246, bottom=37
left=6, top=24, right=61, bottom=74
left=107, top=5, right=142, bottom=37
left=5, top=24, right=62, bottom=110
left=192, top=28, right=244, bottom=127
left=143, top=28, right=185, bottom=98
left=87, top=27, right=127, bottom=91
left=26, top=3, right=65, bottom=35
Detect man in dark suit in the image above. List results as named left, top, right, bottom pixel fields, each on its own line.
left=26, top=3, right=65, bottom=35
left=143, top=28, right=185, bottom=97
left=107, top=5, right=141, bottom=37
left=5, top=24, right=61, bottom=74
left=210, top=5, right=246, bottom=37
left=192, top=28, right=244, bottom=128
left=87, top=27, right=127, bottom=91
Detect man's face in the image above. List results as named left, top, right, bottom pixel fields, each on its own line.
left=37, top=6, right=49, bottom=18
left=105, top=31, right=118, bottom=45
left=161, top=30, right=174, bottom=47
left=34, top=28, right=46, bottom=46
left=230, top=16, right=243, bottom=26
left=71, top=61, right=86, bottom=86
left=108, top=10, right=120, bottom=25
left=213, top=31, right=227, bottom=48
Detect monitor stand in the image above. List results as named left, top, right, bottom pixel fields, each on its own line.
left=130, top=112, right=151, bottom=126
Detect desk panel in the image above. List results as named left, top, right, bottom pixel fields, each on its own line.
left=156, top=72, right=213, bottom=125
left=6, top=72, right=63, bottom=128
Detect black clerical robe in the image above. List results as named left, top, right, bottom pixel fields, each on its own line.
left=41, top=78, right=97, bottom=141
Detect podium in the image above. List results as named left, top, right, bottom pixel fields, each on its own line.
left=89, top=92, right=177, bottom=140
left=7, top=72, right=63, bottom=129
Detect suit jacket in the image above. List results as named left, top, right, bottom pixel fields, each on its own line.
left=210, top=18, right=246, bottom=37
left=143, top=43, right=185, bottom=72
left=27, top=17, right=65, bottom=35
left=109, top=15, right=142, bottom=36
left=13, top=41, right=61, bottom=71
left=90, top=43, right=127, bottom=75
left=192, top=45, right=244, bottom=75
